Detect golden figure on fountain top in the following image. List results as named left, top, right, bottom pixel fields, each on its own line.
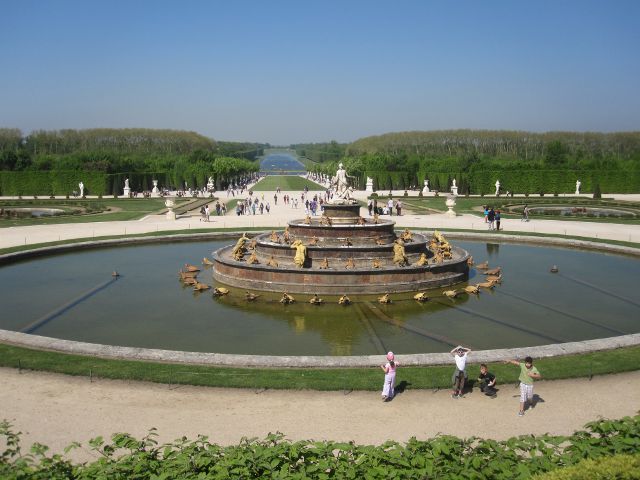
left=290, top=239, right=307, bottom=268
left=270, top=230, right=280, bottom=243
left=283, top=226, right=291, bottom=244
left=304, top=215, right=311, bottom=225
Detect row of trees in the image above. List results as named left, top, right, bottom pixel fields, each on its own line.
left=0, top=129, right=263, bottom=194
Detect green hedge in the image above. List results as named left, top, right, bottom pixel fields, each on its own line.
left=0, top=171, right=170, bottom=196
left=532, top=454, right=640, bottom=480
left=364, top=169, right=640, bottom=195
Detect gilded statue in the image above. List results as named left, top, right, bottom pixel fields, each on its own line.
left=372, top=259, right=382, bottom=269
left=267, top=256, right=279, bottom=267
left=400, top=229, right=413, bottom=242
left=415, top=253, right=428, bottom=266
left=290, top=239, right=307, bottom=268
left=393, top=239, right=408, bottom=267
left=232, top=232, right=249, bottom=260
left=270, top=230, right=280, bottom=243
left=319, top=258, right=330, bottom=269
left=304, top=215, right=311, bottom=225
left=320, top=214, right=332, bottom=226
left=283, top=226, right=291, bottom=244
left=246, top=251, right=259, bottom=264
left=345, top=258, right=355, bottom=269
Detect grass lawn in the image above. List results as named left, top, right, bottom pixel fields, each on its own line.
left=1, top=343, right=638, bottom=391
left=251, top=175, right=325, bottom=191
left=0, top=197, right=195, bottom=227
left=399, top=196, right=640, bottom=223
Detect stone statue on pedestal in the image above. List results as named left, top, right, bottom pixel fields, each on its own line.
left=575, top=180, right=581, bottom=195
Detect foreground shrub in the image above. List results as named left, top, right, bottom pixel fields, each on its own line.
left=532, top=453, right=640, bottom=480
left=1, top=415, right=639, bottom=479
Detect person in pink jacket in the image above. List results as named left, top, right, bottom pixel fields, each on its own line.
left=380, top=351, right=398, bottom=401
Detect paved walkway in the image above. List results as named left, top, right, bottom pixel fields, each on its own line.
left=2, top=367, right=639, bottom=459
left=2, top=190, right=640, bottom=248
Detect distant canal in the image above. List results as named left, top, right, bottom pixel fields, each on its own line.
left=260, top=153, right=306, bottom=173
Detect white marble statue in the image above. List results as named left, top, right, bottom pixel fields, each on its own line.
left=365, top=176, right=374, bottom=193
left=495, top=180, right=500, bottom=196
left=575, top=179, right=581, bottom=195
left=124, top=178, right=130, bottom=189
left=422, top=179, right=430, bottom=194
left=78, top=182, right=84, bottom=197
left=123, top=178, right=131, bottom=197
left=207, top=176, right=215, bottom=191
left=330, top=162, right=350, bottom=200
left=451, top=179, right=458, bottom=196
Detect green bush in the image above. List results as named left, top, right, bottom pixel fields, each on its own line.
left=533, top=454, right=640, bottom=480
left=1, top=415, right=639, bottom=479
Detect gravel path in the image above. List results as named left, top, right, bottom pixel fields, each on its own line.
left=1, top=367, right=638, bottom=461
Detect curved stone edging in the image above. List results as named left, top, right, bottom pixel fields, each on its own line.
left=1, top=329, right=639, bottom=368
left=0, top=230, right=639, bottom=368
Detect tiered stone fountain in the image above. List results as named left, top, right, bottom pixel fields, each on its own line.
left=212, top=167, right=470, bottom=295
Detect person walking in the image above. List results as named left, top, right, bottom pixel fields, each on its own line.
left=380, top=352, right=398, bottom=401
left=522, top=204, right=529, bottom=222
left=451, top=346, right=471, bottom=398
left=487, top=208, right=495, bottom=230
left=204, top=204, right=210, bottom=222
left=495, top=210, right=501, bottom=230
left=367, top=199, right=373, bottom=216
left=396, top=200, right=402, bottom=216
left=506, top=357, right=541, bottom=416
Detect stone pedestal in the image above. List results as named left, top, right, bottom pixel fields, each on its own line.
left=165, top=198, right=176, bottom=220
left=151, top=180, right=160, bottom=197
left=445, top=196, right=457, bottom=217
left=451, top=186, right=458, bottom=196
left=422, top=180, right=430, bottom=195
left=123, top=187, right=131, bottom=198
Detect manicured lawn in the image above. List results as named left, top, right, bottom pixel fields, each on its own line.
left=399, top=196, right=640, bottom=223
left=1, top=343, right=638, bottom=391
left=0, top=198, right=194, bottom=227
left=251, top=175, right=325, bottom=191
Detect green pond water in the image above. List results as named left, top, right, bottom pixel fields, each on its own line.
left=0, top=240, right=638, bottom=356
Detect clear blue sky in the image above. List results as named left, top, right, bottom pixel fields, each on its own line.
left=1, top=0, right=638, bottom=145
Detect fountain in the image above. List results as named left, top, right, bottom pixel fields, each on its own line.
left=212, top=164, right=470, bottom=294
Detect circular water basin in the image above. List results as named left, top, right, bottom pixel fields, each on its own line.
left=0, top=239, right=638, bottom=356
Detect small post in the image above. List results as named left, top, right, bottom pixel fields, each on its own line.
left=18, top=359, right=22, bottom=373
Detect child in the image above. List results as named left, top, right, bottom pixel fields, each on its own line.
left=506, top=356, right=541, bottom=416
left=380, top=352, right=398, bottom=401
left=477, top=364, right=497, bottom=397
left=451, top=346, right=471, bottom=398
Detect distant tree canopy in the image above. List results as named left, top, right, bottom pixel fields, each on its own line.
left=346, top=130, right=640, bottom=170
left=0, top=128, right=264, bottom=194
left=301, top=130, right=640, bottom=193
